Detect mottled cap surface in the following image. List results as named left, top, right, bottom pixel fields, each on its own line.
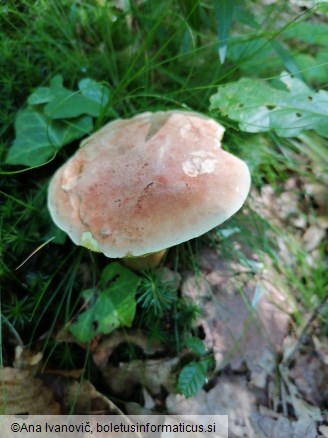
left=48, top=110, right=251, bottom=257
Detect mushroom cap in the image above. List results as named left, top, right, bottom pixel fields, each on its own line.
left=48, top=110, right=251, bottom=257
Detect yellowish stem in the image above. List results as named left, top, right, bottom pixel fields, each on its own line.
left=122, top=249, right=167, bottom=271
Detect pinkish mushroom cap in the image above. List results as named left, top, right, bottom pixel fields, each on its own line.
left=48, top=110, right=251, bottom=257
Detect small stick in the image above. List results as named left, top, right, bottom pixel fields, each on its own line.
left=15, top=237, right=55, bottom=270
left=283, top=291, right=328, bottom=367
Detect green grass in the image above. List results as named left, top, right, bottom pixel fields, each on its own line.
left=1, top=0, right=327, bottom=402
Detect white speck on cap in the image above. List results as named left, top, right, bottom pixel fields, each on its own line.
left=182, top=150, right=219, bottom=177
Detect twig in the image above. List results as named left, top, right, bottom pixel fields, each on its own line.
left=283, top=290, right=328, bottom=367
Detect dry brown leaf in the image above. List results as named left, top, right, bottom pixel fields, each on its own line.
left=166, top=375, right=258, bottom=437
left=279, top=364, right=323, bottom=422
left=249, top=178, right=327, bottom=270
left=251, top=407, right=317, bottom=438
left=93, top=329, right=164, bottom=369
left=14, top=345, right=43, bottom=369
left=304, top=181, right=328, bottom=211
left=249, top=183, right=306, bottom=229
left=125, top=402, right=154, bottom=415
left=319, top=425, right=328, bottom=437
left=125, top=388, right=156, bottom=415
left=199, top=247, right=232, bottom=274
left=313, top=335, right=328, bottom=366
left=0, top=346, right=60, bottom=414
left=288, top=348, right=328, bottom=406
left=102, top=357, right=178, bottom=398
left=65, top=379, right=123, bottom=414
left=182, top=261, right=291, bottom=387
left=166, top=372, right=322, bottom=437
left=0, top=367, right=60, bottom=414
left=181, top=272, right=213, bottom=304
left=302, top=224, right=326, bottom=252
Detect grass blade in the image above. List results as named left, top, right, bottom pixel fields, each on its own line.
left=213, top=0, right=235, bottom=64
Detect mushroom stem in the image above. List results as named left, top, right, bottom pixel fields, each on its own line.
left=122, top=249, right=167, bottom=271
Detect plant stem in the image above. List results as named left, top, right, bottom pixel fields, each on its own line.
left=122, top=249, right=167, bottom=271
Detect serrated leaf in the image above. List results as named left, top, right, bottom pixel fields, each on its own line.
left=78, top=78, right=110, bottom=105
left=177, top=361, right=207, bottom=398
left=185, top=337, right=206, bottom=356
left=69, top=263, right=139, bottom=343
left=210, top=71, right=328, bottom=137
left=5, top=108, right=93, bottom=166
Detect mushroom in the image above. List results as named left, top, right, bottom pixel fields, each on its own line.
left=48, top=110, right=251, bottom=269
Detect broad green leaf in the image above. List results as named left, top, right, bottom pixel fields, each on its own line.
left=185, top=337, right=206, bottom=356
left=49, top=75, right=68, bottom=94
left=6, top=108, right=93, bottom=166
left=44, top=75, right=105, bottom=119
left=54, top=116, right=93, bottom=145
left=78, top=78, right=110, bottom=105
left=293, top=51, right=328, bottom=86
left=69, top=263, right=139, bottom=343
left=45, top=93, right=102, bottom=119
left=213, top=0, right=234, bottom=64
left=69, top=292, right=119, bottom=343
left=227, top=37, right=282, bottom=78
left=282, top=22, right=328, bottom=47
left=210, top=72, right=328, bottom=137
left=6, top=75, right=114, bottom=167
left=69, top=303, right=102, bottom=343
left=100, top=262, right=140, bottom=327
left=177, top=361, right=207, bottom=398
left=271, top=40, right=303, bottom=79
left=28, top=87, right=52, bottom=105
left=28, top=75, right=70, bottom=106
left=28, top=75, right=105, bottom=119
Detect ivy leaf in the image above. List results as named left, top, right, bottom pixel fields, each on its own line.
left=69, top=290, right=120, bottom=343
left=69, top=263, right=139, bottom=343
left=28, top=75, right=106, bottom=119
left=100, top=262, right=140, bottom=327
left=27, top=87, right=53, bottom=105
left=177, top=361, right=208, bottom=398
left=5, top=108, right=93, bottom=166
left=210, top=71, right=328, bottom=137
left=45, top=94, right=101, bottom=119
left=7, top=75, right=115, bottom=167
left=27, top=75, right=69, bottom=106
left=78, top=78, right=110, bottom=106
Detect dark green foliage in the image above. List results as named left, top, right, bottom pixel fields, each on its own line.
left=177, top=361, right=208, bottom=398
left=69, top=263, right=140, bottom=343
left=177, top=336, right=215, bottom=397
left=137, top=270, right=178, bottom=317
